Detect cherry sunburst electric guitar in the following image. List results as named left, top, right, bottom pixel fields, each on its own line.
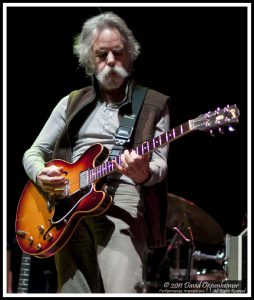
left=15, top=105, right=239, bottom=258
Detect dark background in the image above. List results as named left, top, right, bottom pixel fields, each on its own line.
left=6, top=5, right=248, bottom=292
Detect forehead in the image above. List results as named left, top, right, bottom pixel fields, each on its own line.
left=93, top=28, right=124, bottom=49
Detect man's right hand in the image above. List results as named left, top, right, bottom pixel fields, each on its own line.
left=36, top=165, right=67, bottom=194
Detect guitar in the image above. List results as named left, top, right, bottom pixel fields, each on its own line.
left=17, top=252, right=31, bottom=293
left=15, top=105, right=239, bottom=258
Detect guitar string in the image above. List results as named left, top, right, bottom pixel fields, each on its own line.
left=59, top=126, right=190, bottom=189
left=55, top=119, right=215, bottom=190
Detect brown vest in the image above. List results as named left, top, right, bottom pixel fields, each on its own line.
left=52, top=80, right=170, bottom=247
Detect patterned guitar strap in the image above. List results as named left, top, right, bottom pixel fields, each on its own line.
left=108, top=84, right=148, bottom=161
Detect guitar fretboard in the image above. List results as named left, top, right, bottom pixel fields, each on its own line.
left=80, top=121, right=191, bottom=187
left=17, top=252, right=31, bottom=293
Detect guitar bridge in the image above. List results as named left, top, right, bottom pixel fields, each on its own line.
left=47, top=180, right=70, bottom=211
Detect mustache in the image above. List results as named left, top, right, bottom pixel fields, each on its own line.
left=97, top=65, right=129, bottom=81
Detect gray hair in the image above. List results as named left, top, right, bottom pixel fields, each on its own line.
left=73, top=12, right=140, bottom=76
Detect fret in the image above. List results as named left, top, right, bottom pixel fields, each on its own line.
left=101, top=163, right=108, bottom=176
left=159, top=133, right=166, bottom=145
left=91, top=168, right=97, bottom=180
left=20, top=269, right=30, bottom=277
left=164, top=132, right=170, bottom=143
left=146, top=141, right=150, bottom=152
left=96, top=165, right=102, bottom=177
left=20, top=262, right=30, bottom=266
left=136, top=145, right=140, bottom=155
left=165, top=131, right=169, bottom=142
left=88, top=169, right=92, bottom=183
left=19, top=267, right=30, bottom=271
left=108, top=161, right=114, bottom=172
left=19, top=278, right=29, bottom=283
left=116, top=156, right=121, bottom=165
left=152, top=138, right=156, bottom=149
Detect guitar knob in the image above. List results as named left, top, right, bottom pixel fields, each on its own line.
left=47, top=233, right=53, bottom=241
left=16, top=230, right=27, bottom=238
left=27, top=236, right=34, bottom=244
left=37, top=225, right=45, bottom=234
left=210, top=129, right=215, bottom=137
left=35, top=243, right=42, bottom=251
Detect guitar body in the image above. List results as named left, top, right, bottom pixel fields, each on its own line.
left=15, top=144, right=112, bottom=258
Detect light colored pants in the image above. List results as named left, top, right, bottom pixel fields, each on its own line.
left=54, top=183, right=147, bottom=293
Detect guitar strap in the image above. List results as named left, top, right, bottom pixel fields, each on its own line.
left=109, top=84, right=148, bottom=160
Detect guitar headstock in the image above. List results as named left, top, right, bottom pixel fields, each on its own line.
left=190, top=104, right=240, bottom=133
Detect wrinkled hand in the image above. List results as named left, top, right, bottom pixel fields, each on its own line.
left=113, top=149, right=151, bottom=184
left=36, top=165, right=67, bottom=194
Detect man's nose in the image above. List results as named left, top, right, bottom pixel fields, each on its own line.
left=107, top=51, right=115, bottom=67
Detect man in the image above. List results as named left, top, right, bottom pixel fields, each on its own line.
left=23, top=12, right=170, bottom=293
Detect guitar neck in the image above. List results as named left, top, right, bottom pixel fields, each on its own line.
left=134, top=121, right=192, bottom=156
left=80, top=120, right=192, bottom=186
left=17, top=252, right=31, bottom=293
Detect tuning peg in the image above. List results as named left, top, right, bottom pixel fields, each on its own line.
left=219, top=127, right=224, bottom=134
left=210, top=129, right=215, bottom=137
left=228, top=125, right=235, bottom=132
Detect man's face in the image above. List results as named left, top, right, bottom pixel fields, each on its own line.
left=92, top=28, right=130, bottom=90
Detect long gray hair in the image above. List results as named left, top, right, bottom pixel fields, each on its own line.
left=73, top=12, right=140, bottom=76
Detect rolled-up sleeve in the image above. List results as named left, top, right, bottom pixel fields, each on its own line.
left=22, top=96, right=68, bottom=182
left=144, top=101, right=170, bottom=186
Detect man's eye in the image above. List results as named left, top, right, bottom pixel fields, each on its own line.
left=97, top=52, right=107, bottom=58
left=113, top=49, right=124, bottom=55
left=113, top=51, right=122, bottom=56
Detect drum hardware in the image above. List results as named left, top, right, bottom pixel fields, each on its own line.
left=166, top=193, right=226, bottom=283
left=140, top=193, right=226, bottom=291
left=192, top=250, right=226, bottom=264
left=167, top=193, right=224, bottom=245
left=192, top=234, right=230, bottom=282
left=156, top=225, right=195, bottom=283
left=185, top=227, right=195, bottom=282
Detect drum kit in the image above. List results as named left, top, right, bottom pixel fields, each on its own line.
left=140, top=193, right=229, bottom=292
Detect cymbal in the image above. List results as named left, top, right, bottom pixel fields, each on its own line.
left=167, top=193, right=224, bottom=244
